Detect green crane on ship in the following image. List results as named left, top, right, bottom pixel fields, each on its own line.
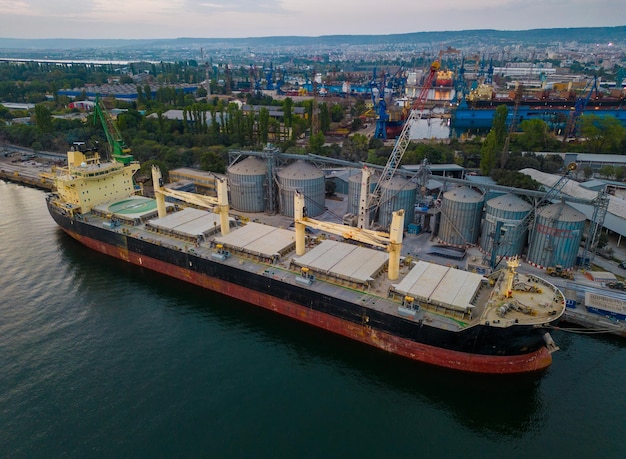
left=94, top=95, right=134, bottom=165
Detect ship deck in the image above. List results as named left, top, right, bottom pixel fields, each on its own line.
left=66, top=199, right=565, bottom=334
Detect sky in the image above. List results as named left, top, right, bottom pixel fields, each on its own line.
left=0, top=0, right=625, bottom=39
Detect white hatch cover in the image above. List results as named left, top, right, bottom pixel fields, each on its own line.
left=293, top=239, right=388, bottom=284
left=214, top=221, right=295, bottom=258
left=393, top=261, right=483, bottom=312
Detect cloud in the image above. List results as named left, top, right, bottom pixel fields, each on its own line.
left=185, top=0, right=285, bottom=14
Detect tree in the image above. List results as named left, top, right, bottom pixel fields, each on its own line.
left=341, top=134, right=369, bottom=162
left=143, top=83, right=152, bottom=101
left=308, top=131, right=325, bottom=154
left=200, top=149, right=226, bottom=173
left=282, top=97, right=293, bottom=128
left=518, top=119, right=550, bottom=151
left=493, top=104, right=508, bottom=147
left=491, top=169, right=540, bottom=190
left=330, top=103, right=344, bottom=122
left=136, top=86, right=145, bottom=106
left=480, top=131, right=498, bottom=175
left=319, top=102, right=330, bottom=133
left=599, top=164, right=615, bottom=179
left=580, top=114, right=626, bottom=153
left=34, top=104, right=53, bottom=134
left=258, top=107, right=270, bottom=145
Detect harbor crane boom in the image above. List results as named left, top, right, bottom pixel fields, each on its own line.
left=94, top=95, right=134, bottom=165
left=360, top=57, right=441, bottom=229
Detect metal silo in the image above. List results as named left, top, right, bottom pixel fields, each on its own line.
left=277, top=160, right=325, bottom=217
left=347, top=171, right=379, bottom=215
left=438, top=186, right=484, bottom=247
left=479, top=193, right=531, bottom=258
left=378, top=176, right=417, bottom=229
left=227, top=157, right=267, bottom=212
left=527, top=202, right=586, bottom=269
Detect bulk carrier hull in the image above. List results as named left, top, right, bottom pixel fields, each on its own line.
left=47, top=199, right=555, bottom=374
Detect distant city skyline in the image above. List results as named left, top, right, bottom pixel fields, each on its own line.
left=1, top=0, right=625, bottom=40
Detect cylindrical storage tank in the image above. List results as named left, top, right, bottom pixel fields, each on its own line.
left=438, top=186, right=484, bottom=247
left=227, top=157, right=267, bottom=212
left=479, top=193, right=532, bottom=258
left=378, top=176, right=417, bottom=229
left=277, top=160, right=325, bottom=217
left=527, top=202, right=586, bottom=269
left=347, top=171, right=379, bottom=216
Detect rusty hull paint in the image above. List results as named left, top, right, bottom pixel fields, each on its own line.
left=61, top=227, right=552, bottom=374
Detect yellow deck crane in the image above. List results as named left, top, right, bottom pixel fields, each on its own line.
left=151, top=166, right=230, bottom=236
left=293, top=190, right=405, bottom=280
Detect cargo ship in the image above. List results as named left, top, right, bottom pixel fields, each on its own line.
left=452, top=84, right=626, bottom=130
left=45, top=147, right=566, bottom=374
left=435, top=69, right=453, bottom=87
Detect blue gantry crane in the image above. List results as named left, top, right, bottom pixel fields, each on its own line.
left=562, top=76, right=598, bottom=142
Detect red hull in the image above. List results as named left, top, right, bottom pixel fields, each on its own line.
left=66, top=229, right=553, bottom=374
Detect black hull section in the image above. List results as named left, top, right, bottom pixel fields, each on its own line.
left=47, top=201, right=551, bottom=361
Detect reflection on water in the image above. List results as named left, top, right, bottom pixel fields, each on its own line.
left=56, top=229, right=543, bottom=439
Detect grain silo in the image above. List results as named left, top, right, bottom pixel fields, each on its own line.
left=227, top=157, right=267, bottom=212
left=347, top=171, right=379, bottom=216
left=527, top=202, right=586, bottom=269
left=479, top=193, right=532, bottom=258
left=438, top=186, right=484, bottom=247
left=277, top=160, right=325, bottom=217
left=378, top=176, right=417, bottom=229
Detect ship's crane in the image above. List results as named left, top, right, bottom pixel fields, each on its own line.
left=561, top=76, right=598, bottom=143
left=360, top=57, right=441, bottom=229
left=293, top=190, right=405, bottom=280
left=94, top=95, right=134, bottom=165
left=151, top=166, right=230, bottom=236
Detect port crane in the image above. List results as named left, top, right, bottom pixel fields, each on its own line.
left=264, top=63, right=275, bottom=91
left=371, top=67, right=407, bottom=139
left=94, top=95, right=134, bottom=165
left=371, top=68, right=391, bottom=139
left=561, top=76, right=598, bottom=144
left=360, top=57, right=441, bottom=229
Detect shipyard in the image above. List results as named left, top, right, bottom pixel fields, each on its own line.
left=2, top=19, right=626, bottom=458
